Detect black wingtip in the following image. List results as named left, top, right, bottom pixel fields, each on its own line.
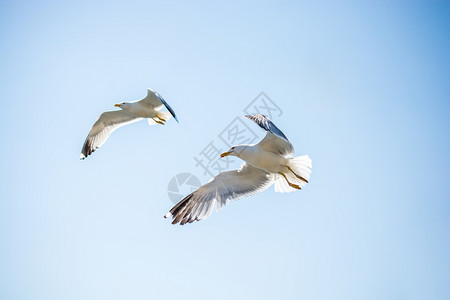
left=244, top=114, right=289, bottom=141
left=244, top=113, right=267, bottom=119
left=165, top=193, right=196, bottom=226
left=155, top=92, right=179, bottom=124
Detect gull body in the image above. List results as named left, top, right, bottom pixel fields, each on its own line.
left=230, top=145, right=288, bottom=174
left=80, top=88, right=178, bottom=159
left=165, top=114, right=312, bottom=225
left=118, top=101, right=166, bottom=119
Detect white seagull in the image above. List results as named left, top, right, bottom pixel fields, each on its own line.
left=164, top=114, right=312, bottom=225
left=80, top=89, right=178, bottom=159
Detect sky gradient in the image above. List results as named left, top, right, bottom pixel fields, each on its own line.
left=1, top=1, right=449, bottom=299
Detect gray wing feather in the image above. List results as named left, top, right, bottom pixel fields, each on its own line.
left=140, top=89, right=178, bottom=122
left=80, top=110, right=141, bottom=159
left=245, top=114, right=289, bottom=141
left=139, top=89, right=164, bottom=109
left=154, top=91, right=179, bottom=123
left=245, top=114, right=294, bottom=157
left=164, top=164, right=274, bottom=225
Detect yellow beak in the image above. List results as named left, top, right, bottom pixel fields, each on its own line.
left=114, top=104, right=121, bottom=107
left=220, top=151, right=231, bottom=158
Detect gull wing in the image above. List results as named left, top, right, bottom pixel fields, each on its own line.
left=245, top=114, right=294, bottom=157
left=164, top=164, right=274, bottom=225
left=80, top=110, right=141, bottom=159
left=139, top=88, right=178, bottom=122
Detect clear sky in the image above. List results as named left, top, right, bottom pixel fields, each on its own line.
left=1, top=1, right=449, bottom=299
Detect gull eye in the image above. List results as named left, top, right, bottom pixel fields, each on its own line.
left=231, top=147, right=235, bottom=149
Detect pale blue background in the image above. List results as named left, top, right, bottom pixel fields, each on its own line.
left=1, top=1, right=449, bottom=299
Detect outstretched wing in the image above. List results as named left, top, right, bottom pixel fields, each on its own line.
left=80, top=110, right=141, bottom=159
left=245, top=114, right=294, bottom=157
left=139, top=89, right=178, bottom=122
left=164, top=164, right=274, bottom=225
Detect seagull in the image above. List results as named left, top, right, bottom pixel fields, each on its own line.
left=80, top=88, right=178, bottom=159
left=164, top=114, right=312, bottom=225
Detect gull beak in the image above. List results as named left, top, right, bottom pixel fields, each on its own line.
left=114, top=104, right=121, bottom=107
left=220, top=151, right=231, bottom=158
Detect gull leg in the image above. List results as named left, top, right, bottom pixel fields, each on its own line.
left=153, top=118, right=165, bottom=125
left=287, top=166, right=309, bottom=183
left=156, top=115, right=167, bottom=122
left=279, top=172, right=301, bottom=190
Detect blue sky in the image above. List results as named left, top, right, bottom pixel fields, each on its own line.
left=0, top=1, right=449, bottom=299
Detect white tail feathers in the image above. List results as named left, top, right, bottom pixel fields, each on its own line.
left=274, top=155, right=312, bottom=193
left=147, top=118, right=158, bottom=126
left=157, top=111, right=172, bottom=122
left=147, top=111, right=173, bottom=126
left=274, top=174, right=298, bottom=193
left=290, top=155, right=312, bottom=181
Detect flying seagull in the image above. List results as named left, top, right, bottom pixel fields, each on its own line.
left=80, top=88, right=178, bottom=159
left=164, top=114, right=312, bottom=225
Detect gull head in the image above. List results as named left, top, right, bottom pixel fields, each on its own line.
left=114, top=102, right=128, bottom=109
left=221, top=145, right=247, bottom=158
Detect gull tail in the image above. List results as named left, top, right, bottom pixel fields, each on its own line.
left=274, top=155, right=312, bottom=193
left=157, top=111, right=173, bottom=122
left=147, top=111, right=173, bottom=126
